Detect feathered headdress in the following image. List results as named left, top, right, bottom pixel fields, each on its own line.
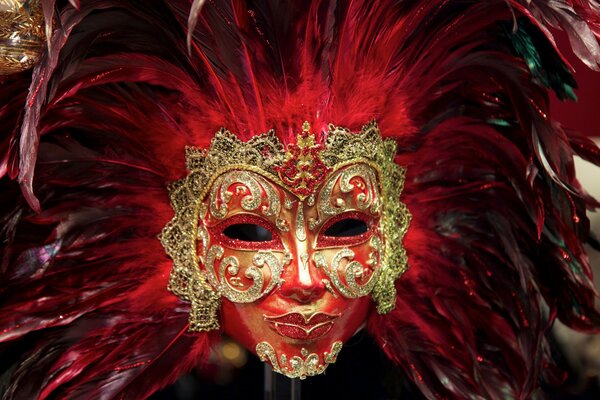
left=1, top=0, right=600, bottom=398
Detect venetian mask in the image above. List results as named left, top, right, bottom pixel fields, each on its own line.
left=161, top=122, right=410, bottom=379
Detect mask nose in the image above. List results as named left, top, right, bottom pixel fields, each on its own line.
left=278, top=201, right=327, bottom=303
left=279, top=252, right=326, bottom=303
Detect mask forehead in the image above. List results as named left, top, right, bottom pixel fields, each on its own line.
left=308, top=162, right=382, bottom=233
left=202, top=161, right=382, bottom=233
left=203, top=169, right=284, bottom=226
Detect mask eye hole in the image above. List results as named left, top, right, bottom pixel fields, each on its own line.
left=323, top=218, right=368, bottom=237
left=317, top=212, right=375, bottom=248
left=211, top=215, right=282, bottom=250
left=222, top=224, right=273, bottom=242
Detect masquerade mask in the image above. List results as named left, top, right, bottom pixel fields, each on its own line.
left=161, top=122, right=410, bottom=378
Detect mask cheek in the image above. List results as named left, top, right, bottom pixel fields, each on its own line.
left=315, top=235, right=383, bottom=299
left=201, top=245, right=289, bottom=304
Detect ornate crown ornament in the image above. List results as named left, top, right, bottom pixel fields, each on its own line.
left=274, top=121, right=331, bottom=199
left=160, top=121, right=411, bottom=331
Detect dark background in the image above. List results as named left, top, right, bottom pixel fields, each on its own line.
left=550, top=32, right=600, bottom=138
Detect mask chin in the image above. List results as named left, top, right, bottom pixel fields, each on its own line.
left=220, top=293, right=372, bottom=379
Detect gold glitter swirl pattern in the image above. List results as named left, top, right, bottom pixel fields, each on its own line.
left=160, top=121, right=411, bottom=331
left=204, top=245, right=287, bottom=303
left=0, top=0, right=45, bottom=75
left=313, top=238, right=382, bottom=298
left=256, top=341, right=343, bottom=379
left=317, top=163, right=380, bottom=221
left=208, top=170, right=267, bottom=219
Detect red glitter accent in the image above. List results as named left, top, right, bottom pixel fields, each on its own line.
left=529, top=98, right=548, bottom=119
left=409, top=362, right=423, bottom=382
left=274, top=123, right=331, bottom=199
left=113, top=360, right=150, bottom=371
left=1, top=324, right=21, bottom=334
left=317, top=211, right=375, bottom=248
left=566, top=192, right=580, bottom=224
left=264, top=312, right=339, bottom=340
left=511, top=292, right=530, bottom=328
left=28, top=69, right=45, bottom=107
left=209, top=214, right=283, bottom=251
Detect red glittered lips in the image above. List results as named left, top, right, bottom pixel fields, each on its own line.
left=263, top=312, right=340, bottom=340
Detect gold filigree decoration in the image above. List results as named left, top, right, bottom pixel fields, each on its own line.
left=207, top=170, right=281, bottom=220
left=274, top=122, right=331, bottom=199
left=0, top=0, right=45, bottom=75
left=160, top=121, right=411, bottom=331
left=313, top=236, right=382, bottom=299
left=313, top=162, right=381, bottom=228
left=204, top=245, right=287, bottom=303
left=256, top=341, right=343, bottom=379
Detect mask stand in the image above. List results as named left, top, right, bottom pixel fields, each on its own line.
left=263, top=364, right=301, bottom=400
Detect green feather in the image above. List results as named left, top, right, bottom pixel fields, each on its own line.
left=507, top=19, right=578, bottom=101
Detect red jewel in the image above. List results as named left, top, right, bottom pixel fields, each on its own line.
left=275, top=122, right=331, bottom=199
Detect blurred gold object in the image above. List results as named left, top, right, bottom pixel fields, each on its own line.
left=0, top=0, right=44, bottom=75
left=220, top=340, right=247, bottom=368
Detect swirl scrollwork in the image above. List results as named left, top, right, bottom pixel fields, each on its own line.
left=196, top=210, right=210, bottom=262
left=204, top=245, right=285, bottom=303
left=208, top=170, right=281, bottom=219
left=209, top=171, right=262, bottom=219
left=317, top=164, right=380, bottom=218
left=339, top=164, right=379, bottom=211
left=314, top=244, right=380, bottom=298
left=256, top=341, right=343, bottom=379
left=260, top=180, right=282, bottom=217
